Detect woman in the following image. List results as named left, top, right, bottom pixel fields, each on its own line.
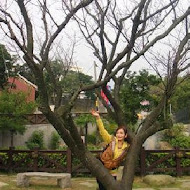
left=91, top=110, right=129, bottom=190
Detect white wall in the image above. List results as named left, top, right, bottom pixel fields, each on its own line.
left=0, top=124, right=64, bottom=148
left=0, top=123, right=97, bottom=148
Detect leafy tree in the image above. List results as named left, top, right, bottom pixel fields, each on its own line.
left=170, top=77, right=190, bottom=112
left=74, top=114, right=95, bottom=127
left=60, top=70, right=95, bottom=99
left=45, top=62, right=95, bottom=100
left=161, top=123, right=190, bottom=149
left=120, top=70, right=161, bottom=124
left=45, top=60, right=95, bottom=100
left=0, top=44, right=12, bottom=89
left=0, top=1, right=189, bottom=189
left=0, top=91, right=37, bottom=147
left=17, top=61, right=95, bottom=100
left=74, top=114, right=96, bottom=145
left=74, top=114, right=117, bottom=145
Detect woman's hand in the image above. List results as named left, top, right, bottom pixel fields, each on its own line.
left=91, top=109, right=100, bottom=118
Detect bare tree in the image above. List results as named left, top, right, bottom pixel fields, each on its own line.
left=0, top=0, right=190, bottom=189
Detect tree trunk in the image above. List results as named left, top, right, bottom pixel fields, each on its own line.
left=121, top=139, right=142, bottom=190
left=83, top=151, right=122, bottom=190
left=10, top=130, right=14, bottom=147
left=85, top=123, right=88, bottom=146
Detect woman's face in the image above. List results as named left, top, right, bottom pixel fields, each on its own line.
left=116, top=128, right=127, bottom=142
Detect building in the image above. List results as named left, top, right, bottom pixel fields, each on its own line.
left=8, top=74, right=37, bottom=102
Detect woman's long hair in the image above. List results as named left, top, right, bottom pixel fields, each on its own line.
left=114, top=126, right=130, bottom=143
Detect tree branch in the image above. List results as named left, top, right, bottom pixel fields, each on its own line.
left=43, top=0, right=94, bottom=62
left=17, top=0, right=34, bottom=57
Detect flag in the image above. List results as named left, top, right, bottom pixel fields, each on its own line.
left=101, top=85, right=111, bottom=106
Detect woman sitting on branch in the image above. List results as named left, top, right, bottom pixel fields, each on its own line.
left=91, top=109, right=130, bottom=190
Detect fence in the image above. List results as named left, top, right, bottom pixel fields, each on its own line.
left=0, top=147, right=189, bottom=176
left=0, top=114, right=49, bottom=124
left=140, top=147, right=190, bottom=176
left=24, top=114, right=49, bottom=124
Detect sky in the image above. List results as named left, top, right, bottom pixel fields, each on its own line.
left=0, top=0, right=189, bottom=82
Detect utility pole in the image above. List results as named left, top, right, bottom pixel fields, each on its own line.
left=94, top=61, right=99, bottom=111
left=94, top=61, right=100, bottom=144
left=169, top=104, right=172, bottom=115
left=94, top=61, right=97, bottom=82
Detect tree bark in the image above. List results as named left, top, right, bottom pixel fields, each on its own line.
left=121, top=138, right=142, bottom=190
left=10, top=130, right=14, bottom=147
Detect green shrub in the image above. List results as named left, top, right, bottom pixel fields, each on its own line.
left=37, top=153, right=67, bottom=168
left=49, top=131, right=60, bottom=150
left=0, top=153, right=8, bottom=165
left=0, top=150, right=189, bottom=175
left=57, top=145, right=67, bottom=150
left=87, top=143, right=102, bottom=150
left=161, top=123, right=190, bottom=149
left=169, top=135, right=190, bottom=149
left=25, top=130, right=45, bottom=150
left=0, top=152, right=67, bottom=170
left=164, top=123, right=184, bottom=137
left=15, top=146, right=28, bottom=150
left=87, top=134, right=96, bottom=144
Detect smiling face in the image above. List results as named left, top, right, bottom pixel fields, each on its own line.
left=116, top=128, right=127, bottom=142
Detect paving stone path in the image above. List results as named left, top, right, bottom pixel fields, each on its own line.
left=0, top=181, right=8, bottom=188
left=180, top=181, right=190, bottom=189
left=72, top=177, right=190, bottom=190
left=0, top=175, right=189, bottom=189
left=74, top=177, right=190, bottom=190
left=132, top=178, right=190, bottom=190
left=133, top=188, right=155, bottom=190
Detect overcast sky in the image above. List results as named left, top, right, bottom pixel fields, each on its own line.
left=0, top=0, right=189, bottom=81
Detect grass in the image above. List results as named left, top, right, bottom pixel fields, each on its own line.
left=0, top=174, right=97, bottom=190
left=0, top=173, right=189, bottom=190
